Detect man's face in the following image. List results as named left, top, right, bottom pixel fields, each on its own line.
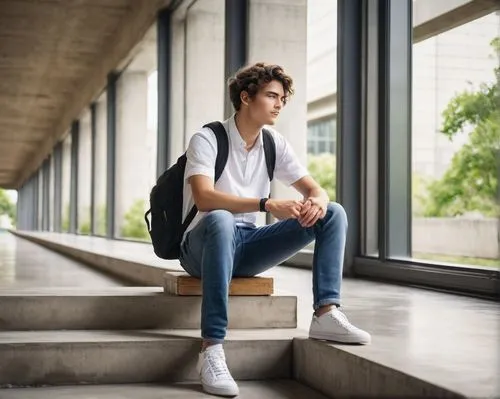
left=245, top=80, right=286, bottom=126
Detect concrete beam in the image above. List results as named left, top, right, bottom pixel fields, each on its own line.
left=14, top=0, right=173, bottom=189
left=413, top=0, right=500, bottom=43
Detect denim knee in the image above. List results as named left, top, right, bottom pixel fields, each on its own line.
left=203, top=210, right=236, bottom=236
left=325, top=202, right=348, bottom=227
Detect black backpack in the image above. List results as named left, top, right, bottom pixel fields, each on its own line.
left=144, top=121, right=276, bottom=260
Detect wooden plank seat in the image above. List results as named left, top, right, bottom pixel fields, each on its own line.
left=164, top=272, right=274, bottom=296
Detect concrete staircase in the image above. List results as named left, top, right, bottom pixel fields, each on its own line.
left=0, top=286, right=328, bottom=398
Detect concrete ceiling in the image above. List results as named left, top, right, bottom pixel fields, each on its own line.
left=0, top=0, right=171, bottom=189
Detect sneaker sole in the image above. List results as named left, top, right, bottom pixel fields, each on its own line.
left=202, top=383, right=239, bottom=397
left=309, top=331, right=371, bottom=345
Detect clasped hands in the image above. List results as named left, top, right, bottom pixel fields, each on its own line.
left=265, top=197, right=328, bottom=228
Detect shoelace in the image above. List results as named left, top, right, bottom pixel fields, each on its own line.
left=206, top=350, right=231, bottom=379
left=328, top=309, right=354, bottom=329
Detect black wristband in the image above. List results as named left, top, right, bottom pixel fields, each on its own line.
left=259, top=198, right=269, bottom=212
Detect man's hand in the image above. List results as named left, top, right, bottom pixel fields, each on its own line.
left=298, top=196, right=328, bottom=227
left=266, top=199, right=304, bottom=220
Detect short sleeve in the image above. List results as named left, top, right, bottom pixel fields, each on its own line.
left=185, top=131, right=217, bottom=181
left=272, top=130, right=309, bottom=186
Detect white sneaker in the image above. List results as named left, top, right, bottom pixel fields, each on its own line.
left=196, top=344, right=239, bottom=397
left=309, top=307, right=371, bottom=344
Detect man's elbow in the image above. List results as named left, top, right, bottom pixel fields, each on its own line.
left=192, top=192, right=213, bottom=212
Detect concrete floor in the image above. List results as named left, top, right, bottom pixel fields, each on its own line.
left=1, top=231, right=499, bottom=398
left=0, top=381, right=329, bottom=399
left=0, top=231, right=129, bottom=288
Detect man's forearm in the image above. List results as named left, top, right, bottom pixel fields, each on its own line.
left=305, top=187, right=329, bottom=202
left=195, top=189, right=261, bottom=213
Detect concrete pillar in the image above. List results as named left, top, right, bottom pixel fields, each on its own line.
left=37, top=168, right=43, bottom=230
left=61, top=133, right=72, bottom=232
left=170, top=0, right=225, bottom=161
left=94, top=94, right=107, bottom=236
left=49, top=156, right=55, bottom=231
left=247, top=0, right=308, bottom=201
left=115, top=71, right=154, bottom=238
left=78, top=110, right=92, bottom=234
left=185, top=0, right=225, bottom=142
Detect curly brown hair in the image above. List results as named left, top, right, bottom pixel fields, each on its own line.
left=228, top=62, right=294, bottom=111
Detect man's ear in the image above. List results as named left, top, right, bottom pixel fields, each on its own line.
left=240, top=91, right=250, bottom=107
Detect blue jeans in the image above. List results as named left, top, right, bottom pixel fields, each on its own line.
left=179, top=202, right=347, bottom=344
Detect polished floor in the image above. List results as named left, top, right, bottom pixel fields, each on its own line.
left=1, top=231, right=499, bottom=397
left=0, top=231, right=129, bottom=288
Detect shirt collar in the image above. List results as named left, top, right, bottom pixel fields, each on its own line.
left=227, top=114, right=264, bottom=150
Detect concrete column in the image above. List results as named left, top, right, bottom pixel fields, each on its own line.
left=247, top=0, right=308, bottom=201
left=49, top=156, right=55, bottom=231
left=94, top=94, right=107, bottom=236
left=115, top=71, right=151, bottom=238
left=185, top=0, right=225, bottom=142
left=61, top=133, right=72, bottom=232
left=78, top=110, right=92, bottom=234
left=170, top=0, right=225, bottom=161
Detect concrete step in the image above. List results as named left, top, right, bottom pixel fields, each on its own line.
left=0, top=381, right=331, bottom=398
left=0, top=329, right=303, bottom=386
left=0, top=287, right=297, bottom=330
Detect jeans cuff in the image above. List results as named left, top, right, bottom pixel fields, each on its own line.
left=202, top=336, right=225, bottom=345
left=314, top=298, right=340, bottom=310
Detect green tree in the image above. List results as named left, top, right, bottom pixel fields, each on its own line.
left=424, top=37, right=500, bottom=217
left=120, top=199, right=150, bottom=240
left=0, top=189, right=16, bottom=223
left=308, top=153, right=336, bottom=201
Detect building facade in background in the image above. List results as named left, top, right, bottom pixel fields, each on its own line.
left=307, top=1, right=500, bottom=182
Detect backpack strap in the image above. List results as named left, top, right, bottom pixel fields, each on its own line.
left=203, top=121, right=229, bottom=182
left=262, top=128, right=276, bottom=181
left=181, top=122, right=229, bottom=231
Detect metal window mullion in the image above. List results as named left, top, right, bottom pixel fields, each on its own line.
left=69, top=121, right=79, bottom=234
left=378, top=0, right=412, bottom=259
left=224, top=0, right=247, bottom=119
left=360, top=0, right=379, bottom=257
left=157, top=8, right=172, bottom=175
left=106, top=72, right=118, bottom=239
left=90, top=103, right=97, bottom=235
left=336, top=0, right=363, bottom=274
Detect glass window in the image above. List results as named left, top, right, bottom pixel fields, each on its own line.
left=93, top=93, right=107, bottom=236
left=115, top=23, right=157, bottom=240
left=305, top=0, right=338, bottom=252
left=411, top=12, right=500, bottom=268
left=37, top=168, right=43, bottom=230
left=78, top=109, right=92, bottom=234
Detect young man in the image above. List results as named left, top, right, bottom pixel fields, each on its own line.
left=180, top=62, right=371, bottom=397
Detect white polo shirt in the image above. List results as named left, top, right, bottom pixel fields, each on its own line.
left=182, top=115, right=309, bottom=236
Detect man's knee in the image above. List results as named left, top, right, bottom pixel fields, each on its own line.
left=204, top=210, right=236, bottom=234
left=326, top=202, right=348, bottom=227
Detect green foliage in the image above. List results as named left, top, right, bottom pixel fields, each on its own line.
left=0, top=189, right=16, bottom=223
left=79, top=218, right=91, bottom=235
left=120, top=199, right=150, bottom=240
left=95, top=204, right=107, bottom=236
left=424, top=37, right=500, bottom=217
left=307, top=153, right=336, bottom=201
left=412, top=173, right=433, bottom=216
left=62, top=204, right=70, bottom=232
